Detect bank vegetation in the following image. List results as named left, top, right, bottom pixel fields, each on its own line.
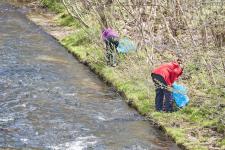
left=25, top=0, right=225, bottom=149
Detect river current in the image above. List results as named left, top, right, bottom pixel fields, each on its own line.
left=0, top=2, right=180, bottom=150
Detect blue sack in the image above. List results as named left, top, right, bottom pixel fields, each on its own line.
left=172, top=83, right=189, bottom=108
left=117, top=38, right=137, bottom=53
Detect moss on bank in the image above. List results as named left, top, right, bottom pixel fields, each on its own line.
left=34, top=1, right=225, bottom=150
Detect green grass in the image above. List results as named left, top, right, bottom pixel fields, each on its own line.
left=40, top=0, right=64, bottom=13
left=60, top=29, right=225, bottom=149
left=57, top=13, right=81, bottom=27
left=40, top=1, right=225, bottom=149
left=219, top=139, right=225, bottom=149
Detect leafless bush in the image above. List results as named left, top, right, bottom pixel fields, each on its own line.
left=62, top=0, right=225, bottom=106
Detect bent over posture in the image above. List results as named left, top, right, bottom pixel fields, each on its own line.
left=102, top=28, right=119, bottom=67
left=151, top=59, right=183, bottom=112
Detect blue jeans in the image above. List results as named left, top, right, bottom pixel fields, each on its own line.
left=151, top=73, right=173, bottom=112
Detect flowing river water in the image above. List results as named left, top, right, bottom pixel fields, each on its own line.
left=0, top=2, right=180, bottom=150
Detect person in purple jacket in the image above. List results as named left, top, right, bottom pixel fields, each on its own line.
left=102, top=28, right=119, bottom=67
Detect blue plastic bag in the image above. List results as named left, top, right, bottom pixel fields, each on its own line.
left=172, top=83, right=189, bottom=108
left=117, top=38, right=137, bottom=53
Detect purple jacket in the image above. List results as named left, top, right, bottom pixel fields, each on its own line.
left=102, top=28, right=119, bottom=41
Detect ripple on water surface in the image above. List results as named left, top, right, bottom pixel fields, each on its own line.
left=0, top=2, right=180, bottom=150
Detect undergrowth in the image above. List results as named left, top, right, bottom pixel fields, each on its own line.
left=38, top=1, right=225, bottom=149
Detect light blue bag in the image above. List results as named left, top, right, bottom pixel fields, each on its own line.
left=172, top=83, right=189, bottom=108
left=117, top=38, right=137, bottom=53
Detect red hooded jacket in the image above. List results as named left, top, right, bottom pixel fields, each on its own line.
left=152, top=62, right=183, bottom=86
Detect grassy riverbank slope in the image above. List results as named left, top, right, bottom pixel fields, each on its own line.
left=26, top=0, right=225, bottom=149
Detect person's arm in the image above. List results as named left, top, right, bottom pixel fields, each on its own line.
left=105, top=40, right=110, bottom=51
left=171, top=67, right=182, bottom=84
left=174, top=67, right=183, bottom=77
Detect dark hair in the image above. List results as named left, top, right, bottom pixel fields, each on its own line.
left=177, top=58, right=183, bottom=64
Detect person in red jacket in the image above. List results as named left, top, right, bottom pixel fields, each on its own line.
left=151, top=58, right=183, bottom=112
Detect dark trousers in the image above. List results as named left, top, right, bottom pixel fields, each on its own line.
left=105, top=38, right=119, bottom=66
left=151, top=73, right=173, bottom=112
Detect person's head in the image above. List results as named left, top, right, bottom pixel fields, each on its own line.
left=101, top=28, right=119, bottom=41
left=177, top=58, right=183, bottom=65
left=176, top=57, right=184, bottom=69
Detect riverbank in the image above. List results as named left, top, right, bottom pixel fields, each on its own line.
left=21, top=1, right=225, bottom=150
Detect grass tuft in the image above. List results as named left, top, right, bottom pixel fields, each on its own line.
left=38, top=1, right=225, bottom=149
